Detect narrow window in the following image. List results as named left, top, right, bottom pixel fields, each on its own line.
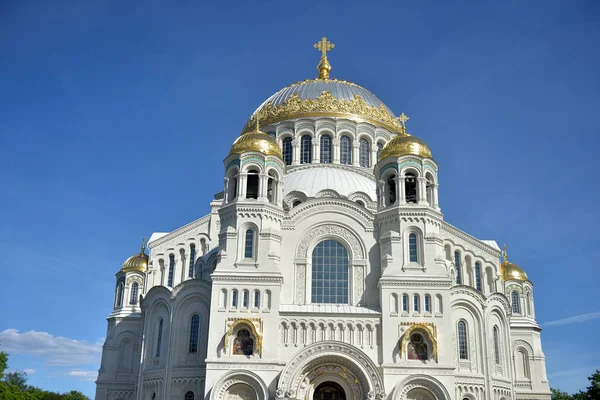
left=359, top=138, right=370, bottom=167
left=512, top=291, right=520, bottom=314
left=402, top=294, right=408, bottom=312
left=244, top=229, right=254, bottom=259
left=413, top=294, right=420, bottom=312
left=475, top=262, right=482, bottom=291
left=426, top=176, right=434, bottom=206
left=526, top=292, right=532, bottom=316
left=232, top=290, right=238, bottom=308
left=493, top=325, right=501, bottom=364
left=340, top=136, right=352, bottom=165
left=387, top=175, right=396, bottom=205
left=243, top=290, right=249, bottom=308
left=424, top=295, right=431, bottom=312
left=188, top=244, right=196, bottom=278
left=254, top=290, right=260, bottom=308
left=454, top=251, right=462, bottom=285
left=156, top=318, right=164, bottom=357
left=185, top=391, right=194, bottom=400
left=189, top=314, right=200, bottom=353
left=168, top=254, right=175, bottom=287
left=265, top=290, right=272, bottom=309
left=405, top=173, right=417, bottom=203
left=246, top=169, right=259, bottom=199
left=409, top=233, right=418, bottom=262
left=267, top=172, right=276, bottom=204
left=129, top=282, right=138, bottom=305
left=458, top=321, right=468, bottom=359
left=115, top=277, right=125, bottom=307
left=282, top=137, right=293, bottom=165
left=376, top=141, right=384, bottom=158
left=300, top=135, right=312, bottom=164
left=320, top=134, right=332, bottom=163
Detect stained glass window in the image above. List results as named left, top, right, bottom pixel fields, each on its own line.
left=458, top=321, right=468, bottom=359
left=320, top=135, right=332, bottom=163
left=340, top=136, right=352, bottom=165
left=282, top=137, right=293, bottom=165
left=300, top=135, right=312, bottom=164
left=189, top=315, right=200, bottom=353
left=409, top=233, right=418, bottom=262
left=359, top=138, right=370, bottom=167
left=311, top=240, right=348, bottom=304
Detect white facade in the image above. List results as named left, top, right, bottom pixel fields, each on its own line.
left=95, top=63, right=551, bottom=400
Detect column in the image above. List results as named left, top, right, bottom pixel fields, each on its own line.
left=333, top=138, right=340, bottom=163
left=371, top=144, right=378, bottom=168
left=239, top=173, right=247, bottom=199
left=313, top=137, right=320, bottom=163
left=398, top=177, right=405, bottom=204
left=417, top=177, right=428, bottom=205
left=352, top=140, right=360, bottom=167
left=258, top=173, right=268, bottom=201
left=433, top=183, right=440, bottom=209
left=292, top=139, right=300, bottom=165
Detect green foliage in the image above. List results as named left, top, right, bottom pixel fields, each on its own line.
left=0, top=349, right=8, bottom=379
left=551, top=369, right=600, bottom=400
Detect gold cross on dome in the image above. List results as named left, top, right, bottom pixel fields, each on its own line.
left=314, top=37, right=335, bottom=79
left=503, top=244, right=508, bottom=262
left=314, top=37, right=335, bottom=56
left=398, top=113, right=409, bottom=134
left=141, top=237, right=147, bottom=253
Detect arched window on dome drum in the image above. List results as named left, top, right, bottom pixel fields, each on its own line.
left=409, top=233, right=418, bottom=263
left=156, top=318, right=164, bottom=357
left=311, top=240, right=349, bottom=304
left=188, top=314, right=200, bottom=353
left=424, top=295, right=431, bottom=313
left=405, top=173, right=417, bottom=203
left=387, top=175, right=397, bottom=205
left=454, top=251, right=462, bottom=285
left=246, top=169, right=259, bottom=199
left=493, top=325, right=501, bottom=364
left=526, top=292, right=532, bottom=316
left=185, top=391, right=194, bottom=400
left=282, top=137, right=293, bottom=165
left=188, top=244, right=196, bottom=278
left=320, top=134, right=332, bottom=163
left=300, top=135, right=312, bottom=164
left=475, top=262, right=482, bottom=291
left=402, top=294, right=409, bottom=312
left=129, top=282, right=138, bottom=305
left=359, top=138, right=370, bottom=167
left=458, top=320, right=468, bottom=359
left=340, top=135, right=352, bottom=165
left=376, top=141, right=384, bottom=158
left=413, top=294, right=420, bottom=312
left=512, top=291, right=520, bottom=314
left=244, top=229, right=254, bottom=259
left=115, top=277, right=125, bottom=307
left=168, top=254, right=175, bottom=287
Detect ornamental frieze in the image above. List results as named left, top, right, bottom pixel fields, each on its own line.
left=296, top=224, right=364, bottom=259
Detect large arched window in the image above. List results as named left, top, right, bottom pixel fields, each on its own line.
left=458, top=321, right=468, bottom=359
left=244, top=229, right=254, bottom=259
left=115, top=277, right=125, bottom=307
left=359, top=138, right=370, bottom=167
left=156, top=318, right=164, bottom=357
left=409, top=233, right=418, bottom=263
left=168, top=254, right=175, bottom=287
left=189, top=314, right=200, bottom=353
left=512, top=291, right=520, bottom=314
left=493, top=325, right=501, bottom=364
left=185, top=391, right=194, bottom=400
left=340, top=135, right=352, bottom=165
left=474, top=262, right=482, bottom=291
left=246, top=169, right=259, bottom=199
left=454, top=251, right=462, bottom=285
left=129, top=282, right=138, bottom=305
left=300, top=135, right=312, bottom=164
left=282, top=137, right=293, bottom=165
left=320, top=134, right=332, bottom=163
left=188, top=244, right=196, bottom=278
left=311, top=240, right=348, bottom=304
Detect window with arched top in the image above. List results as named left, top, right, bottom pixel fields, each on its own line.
left=376, top=141, right=384, bottom=158
left=320, top=134, right=332, bottom=163
left=231, top=290, right=238, bottom=308
left=340, top=136, right=352, bottom=165
left=413, top=294, right=420, bottom=312
left=454, top=251, right=462, bottom=285
left=156, top=318, right=164, bottom=357
left=115, top=277, right=125, bottom=307
left=311, top=240, right=349, bottom=304
left=359, top=138, right=370, bottom=167
left=402, top=294, right=409, bottom=312
left=526, top=292, right=532, bottom=316
left=242, top=290, right=249, bottom=308
left=409, top=233, right=418, bottom=263
left=474, top=262, right=482, bottom=291
left=300, top=135, right=312, bottom=164
left=246, top=169, right=259, bottom=199
left=493, top=325, right=501, bottom=364
left=254, top=290, right=260, bottom=308
left=244, top=229, right=254, bottom=259
left=282, top=137, right=293, bottom=165
left=129, top=282, right=138, bottom=305
left=188, top=244, right=196, bottom=278
left=189, top=314, right=200, bottom=353
left=512, top=291, right=520, bottom=314
left=458, top=321, right=468, bottom=359
left=387, top=174, right=397, bottom=205
left=167, top=254, right=175, bottom=287
left=405, top=173, right=417, bottom=203
left=424, top=295, right=431, bottom=313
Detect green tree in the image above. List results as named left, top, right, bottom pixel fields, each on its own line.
left=0, top=347, right=8, bottom=380
left=5, top=371, right=28, bottom=391
left=583, top=370, right=600, bottom=400
left=552, top=388, right=574, bottom=400
left=61, top=391, right=89, bottom=400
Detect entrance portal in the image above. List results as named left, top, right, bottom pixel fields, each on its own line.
left=313, top=382, right=346, bottom=400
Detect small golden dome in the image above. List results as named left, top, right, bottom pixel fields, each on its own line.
left=229, top=122, right=282, bottom=158
left=378, top=133, right=433, bottom=161
left=500, top=244, right=529, bottom=282
left=121, top=240, right=149, bottom=273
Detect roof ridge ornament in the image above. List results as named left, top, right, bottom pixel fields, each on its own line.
left=314, top=37, right=335, bottom=80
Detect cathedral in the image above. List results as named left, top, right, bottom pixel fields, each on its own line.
left=95, top=38, right=551, bottom=400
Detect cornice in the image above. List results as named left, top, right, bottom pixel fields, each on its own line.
left=211, top=274, right=283, bottom=284
left=283, top=198, right=374, bottom=231
left=148, top=214, right=211, bottom=249
left=379, top=279, right=451, bottom=287
left=441, top=221, right=500, bottom=257
left=375, top=208, right=444, bottom=225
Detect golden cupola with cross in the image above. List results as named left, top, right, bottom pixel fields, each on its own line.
left=377, top=113, right=433, bottom=161
left=120, top=239, right=149, bottom=273
left=229, top=117, right=282, bottom=158
left=500, top=244, right=530, bottom=282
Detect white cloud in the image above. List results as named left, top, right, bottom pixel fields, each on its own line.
left=0, top=329, right=102, bottom=366
left=23, top=368, right=36, bottom=374
left=542, top=311, right=600, bottom=327
left=67, top=370, right=98, bottom=382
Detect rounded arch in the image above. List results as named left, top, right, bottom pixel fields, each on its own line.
left=295, top=223, right=365, bottom=260
left=391, top=374, right=451, bottom=400
left=241, top=162, right=264, bottom=174
left=276, top=341, right=385, bottom=398
left=210, top=370, right=268, bottom=400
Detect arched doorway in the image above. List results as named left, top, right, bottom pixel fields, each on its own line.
left=313, top=382, right=346, bottom=400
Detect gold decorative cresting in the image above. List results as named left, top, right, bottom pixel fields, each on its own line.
left=229, top=114, right=283, bottom=158
left=121, top=237, right=149, bottom=273
left=500, top=244, right=529, bottom=282
left=314, top=37, right=335, bottom=79
left=378, top=113, right=433, bottom=161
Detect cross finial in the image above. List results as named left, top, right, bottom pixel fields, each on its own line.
left=503, top=244, right=508, bottom=263
left=398, top=113, right=409, bottom=134
left=314, top=37, right=335, bottom=79
left=141, top=237, right=146, bottom=253
left=255, top=114, right=260, bottom=132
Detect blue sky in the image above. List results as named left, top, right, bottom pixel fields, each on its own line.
left=0, top=0, right=598, bottom=397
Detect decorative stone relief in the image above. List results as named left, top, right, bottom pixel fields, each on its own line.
left=295, top=264, right=306, bottom=304
left=296, top=224, right=364, bottom=259
left=353, top=265, right=364, bottom=305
